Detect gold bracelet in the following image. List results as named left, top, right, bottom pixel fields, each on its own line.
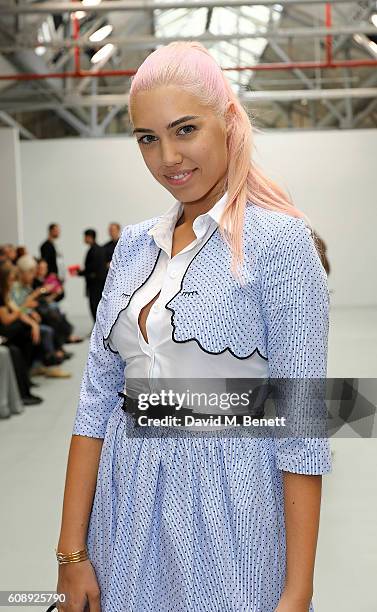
left=55, top=546, right=88, bottom=565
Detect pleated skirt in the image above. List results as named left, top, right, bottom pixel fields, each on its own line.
left=86, top=401, right=315, bottom=612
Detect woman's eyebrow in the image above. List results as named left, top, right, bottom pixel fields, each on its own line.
left=132, top=115, right=201, bottom=135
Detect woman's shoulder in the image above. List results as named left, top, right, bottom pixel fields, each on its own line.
left=244, top=201, right=311, bottom=251
left=246, top=200, right=309, bottom=231
left=118, top=215, right=161, bottom=245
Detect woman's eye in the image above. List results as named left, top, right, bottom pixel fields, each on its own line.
left=137, top=135, right=156, bottom=145
left=137, top=125, right=196, bottom=145
left=177, top=124, right=196, bottom=136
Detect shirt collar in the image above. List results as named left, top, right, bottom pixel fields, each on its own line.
left=147, top=190, right=229, bottom=244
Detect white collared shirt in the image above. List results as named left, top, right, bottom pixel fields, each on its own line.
left=109, top=191, right=269, bottom=429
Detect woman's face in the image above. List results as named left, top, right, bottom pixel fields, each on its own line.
left=131, top=85, right=230, bottom=210
left=37, top=261, right=48, bottom=278
left=19, top=268, right=36, bottom=287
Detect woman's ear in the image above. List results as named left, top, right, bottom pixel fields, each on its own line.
left=226, top=100, right=236, bottom=118
left=224, top=101, right=236, bottom=136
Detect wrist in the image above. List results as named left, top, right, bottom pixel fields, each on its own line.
left=55, top=545, right=88, bottom=565
left=57, top=537, right=87, bottom=553
left=282, top=587, right=313, bottom=604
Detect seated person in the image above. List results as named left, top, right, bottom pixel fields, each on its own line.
left=33, top=258, right=82, bottom=343
left=0, top=264, right=43, bottom=399
left=11, top=256, right=69, bottom=366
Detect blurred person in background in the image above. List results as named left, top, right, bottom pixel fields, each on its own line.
left=0, top=264, right=43, bottom=403
left=34, top=258, right=83, bottom=344
left=34, top=258, right=65, bottom=301
left=11, top=255, right=71, bottom=378
left=40, top=223, right=66, bottom=283
left=74, top=229, right=107, bottom=322
left=0, top=246, right=7, bottom=266
left=2, top=244, right=17, bottom=265
left=16, top=246, right=28, bottom=261
left=103, top=222, right=122, bottom=270
left=0, top=344, right=25, bottom=417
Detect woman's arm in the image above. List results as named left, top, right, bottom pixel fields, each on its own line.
left=57, top=436, right=103, bottom=551
left=281, top=472, right=322, bottom=602
left=0, top=301, right=34, bottom=327
left=55, top=231, right=129, bottom=608
left=0, top=304, right=21, bottom=325
left=59, top=227, right=129, bottom=546
left=260, top=216, right=332, bottom=607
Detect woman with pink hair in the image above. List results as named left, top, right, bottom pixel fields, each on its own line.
left=55, top=42, right=331, bottom=612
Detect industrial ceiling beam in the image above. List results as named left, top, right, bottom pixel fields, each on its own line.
left=1, top=87, right=376, bottom=112
left=0, top=1, right=361, bottom=15
left=0, top=110, right=36, bottom=139
left=318, top=70, right=377, bottom=127
left=352, top=97, right=377, bottom=127
left=264, top=39, right=343, bottom=124
left=8, top=50, right=92, bottom=135
left=3, top=23, right=377, bottom=54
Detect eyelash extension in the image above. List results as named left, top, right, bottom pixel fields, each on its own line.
left=137, top=124, right=197, bottom=145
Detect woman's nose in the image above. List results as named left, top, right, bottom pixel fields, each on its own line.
left=160, top=140, right=182, bottom=166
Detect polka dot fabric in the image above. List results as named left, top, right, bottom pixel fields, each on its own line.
left=72, top=201, right=332, bottom=611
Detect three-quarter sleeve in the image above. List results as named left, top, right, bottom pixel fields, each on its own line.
left=261, top=216, right=332, bottom=475
left=72, top=230, right=127, bottom=439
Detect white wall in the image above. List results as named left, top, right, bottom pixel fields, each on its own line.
left=0, top=128, right=24, bottom=245
left=20, top=129, right=377, bottom=316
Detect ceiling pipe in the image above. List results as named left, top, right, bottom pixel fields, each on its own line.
left=325, top=3, right=332, bottom=65
left=72, top=8, right=80, bottom=73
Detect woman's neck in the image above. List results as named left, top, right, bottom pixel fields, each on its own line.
left=178, top=176, right=227, bottom=226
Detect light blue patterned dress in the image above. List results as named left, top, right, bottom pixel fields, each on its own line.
left=72, top=197, right=332, bottom=612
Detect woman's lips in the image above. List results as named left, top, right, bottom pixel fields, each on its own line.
left=164, top=168, right=197, bottom=186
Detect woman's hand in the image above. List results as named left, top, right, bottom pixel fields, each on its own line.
left=29, top=310, right=41, bottom=323
left=30, top=322, right=41, bottom=344
left=275, top=590, right=312, bottom=612
left=23, top=295, right=39, bottom=309
left=31, top=287, right=45, bottom=298
left=56, top=559, right=101, bottom=612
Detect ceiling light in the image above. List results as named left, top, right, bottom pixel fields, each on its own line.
left=89, top=24, right=113, bottom=43
left=82, top=0, right=102, bottom=6
left=371, top=14, right=377, bottom=28
left=368, top=40, right=377, bottom=54
left=91, top=43, right=115, bottom=64
left=353, top=34, right=364, bottom=45
left=41, top=21, right=51, bottom=43
left=71, top=11, right=87, bottom=20
left=37, top=20, right=51, bottom=44
left=35, top=46, right=46, bottom=56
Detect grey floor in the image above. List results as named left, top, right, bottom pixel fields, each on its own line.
left=0, top=306, right=376, bottom=612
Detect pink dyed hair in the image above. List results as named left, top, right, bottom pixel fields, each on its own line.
left=129, top=41, right=311, bottom=278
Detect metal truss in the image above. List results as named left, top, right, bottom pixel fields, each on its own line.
left=0, top=0, right=376, bottom=137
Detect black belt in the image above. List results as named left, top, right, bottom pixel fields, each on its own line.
left=118, top=392, right=265, bottom=426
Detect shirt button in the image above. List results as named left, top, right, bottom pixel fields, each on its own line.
left=153, top=303, right=161, bottom=312
left=169, top=269, right=179, bottom=279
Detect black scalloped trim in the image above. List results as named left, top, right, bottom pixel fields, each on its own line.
left=165, top=227, right=268, bottom=361
left=102, top=248, right=162, bottom=352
